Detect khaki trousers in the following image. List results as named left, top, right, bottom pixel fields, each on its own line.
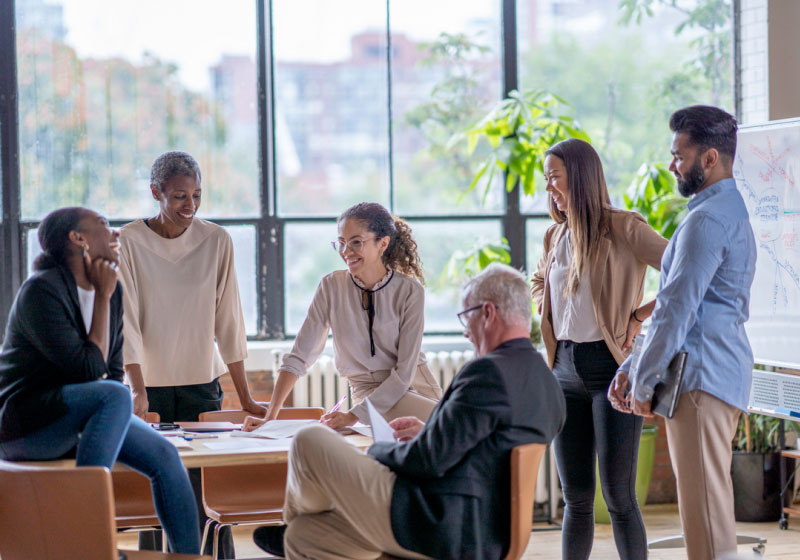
left=666, top=390, right=741, bottom=560
left=282, top=424, right=429, bottom=560
left=349, top=364, right=443, bottom=422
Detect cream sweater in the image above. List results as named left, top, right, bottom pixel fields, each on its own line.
left=118, top=219, right=247, bottom=387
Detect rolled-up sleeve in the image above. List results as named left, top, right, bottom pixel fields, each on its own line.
left=633, top=213, right=725, bottom=401
left=349, top=282, right=425, bottom=421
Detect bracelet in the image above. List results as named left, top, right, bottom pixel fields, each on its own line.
left=632, top=309, right=643, bottom=323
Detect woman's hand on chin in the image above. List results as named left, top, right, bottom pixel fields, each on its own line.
left=319, top=411, right=358, bottom=430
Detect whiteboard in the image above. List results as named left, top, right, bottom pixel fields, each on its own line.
left=733, top=119, right=800, bottom=369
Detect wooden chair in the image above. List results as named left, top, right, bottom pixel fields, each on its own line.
left=197, top=407, right=325, bottom=559
left=379, top=442, right=547, bottom=560
left=113, top=412, right=167, bottom=551
left=0, top=460, right=209, bottom=560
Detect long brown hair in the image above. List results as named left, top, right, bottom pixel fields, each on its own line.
left=338, top=202, right=424, bottom=284
left=545, top=138, right=611, bottom=295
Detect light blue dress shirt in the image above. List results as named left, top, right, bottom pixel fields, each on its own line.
left=624, top=177, right=757, bottom=411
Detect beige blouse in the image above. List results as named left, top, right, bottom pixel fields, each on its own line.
left=281, top=269, right=427, bottom=420
left=118, top=219, right=247, bottom=387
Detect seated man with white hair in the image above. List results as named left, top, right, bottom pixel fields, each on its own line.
left=252, top=263, right=566, bottom=560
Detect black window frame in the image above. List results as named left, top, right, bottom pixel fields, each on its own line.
left=0, top=0, right=544, bottom=341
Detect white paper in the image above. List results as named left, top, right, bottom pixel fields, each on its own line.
left=349, top=422, right=373, bottom=438
left=366, top=399, right=394, bottom=443
left=166, top=438, right=194, bottom=450
left=230, top=419, right=318, bottom=439
left=201, top=438, right=292, bottom=451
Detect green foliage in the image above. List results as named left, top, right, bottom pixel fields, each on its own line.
left=456, top=89, right=591, bottom=201
left=624, top=163, right=687, bottom=239
left=618, top=0, right=732, bottom=107
left=733, top=413, right=785, bottom=454
left=441, top=237, right=512, bottom=285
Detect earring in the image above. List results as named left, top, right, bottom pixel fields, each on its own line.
left=82, top=244, right=88, bottom=258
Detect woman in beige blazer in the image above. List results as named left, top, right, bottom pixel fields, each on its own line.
left=531, top=139, right=667, bottom=560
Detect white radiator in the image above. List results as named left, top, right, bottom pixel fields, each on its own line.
left=270, top=349, right=554, bottom=504
left=271, top=350, right=475, bottom=410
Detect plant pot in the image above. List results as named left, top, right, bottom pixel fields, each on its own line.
left=731, top=451, right=786, bottom=522
left=594, top=424, right=658, bottom=524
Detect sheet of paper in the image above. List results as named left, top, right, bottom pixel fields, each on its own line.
left=230, top=419, right=318, bottom=439
left=166, top=437, right=194, bottom=450
left=201, top=438, right=292, bottom=451
left=349, top=422, right=373, bottom=438
left=366, top=399, right=394, bottom=443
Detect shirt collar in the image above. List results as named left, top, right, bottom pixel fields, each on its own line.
left=687, top=177, right=737, bottom=210
left=350, top=267, right=393, bottom=290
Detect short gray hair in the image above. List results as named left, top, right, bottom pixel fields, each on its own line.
left=150, top=151, right=201, bottom=191
left=462, top=263, right=531, bottom=328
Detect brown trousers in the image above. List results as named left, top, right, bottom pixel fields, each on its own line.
left=666, top=390, right=741, bottom=560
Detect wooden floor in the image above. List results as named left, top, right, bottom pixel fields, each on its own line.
left=119, top=504, right=800, bottom=558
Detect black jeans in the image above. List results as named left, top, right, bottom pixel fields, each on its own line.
left=139, top=379, right=235, bottom=559
left=552, top=340, right=647, bottom=560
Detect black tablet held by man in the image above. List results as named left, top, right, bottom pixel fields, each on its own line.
left=629, top=334, right=687, bottom=419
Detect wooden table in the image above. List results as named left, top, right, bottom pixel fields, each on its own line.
left=20, top=432, right=373, bottom=470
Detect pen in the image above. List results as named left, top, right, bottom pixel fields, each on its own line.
left=183, top=433, right=219, bottom=440
left=328, top=395, right=347, bottom=414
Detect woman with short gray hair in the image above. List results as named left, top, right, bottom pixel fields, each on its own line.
left=118, top=151, right=266, bottom=557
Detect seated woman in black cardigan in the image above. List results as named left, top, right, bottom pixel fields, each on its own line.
left=0, top=207, right=200, bottom=554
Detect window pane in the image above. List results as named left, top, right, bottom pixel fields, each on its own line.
left=273, top=1, right=390, bottom=216
left=26, top=223, right=257, bottom=335
left=516, top=0, right=733, bottom=200
left=16, top=0, right=259, bottom=220
left=224, top=225, right=258, bottom=336
left=390, top=0, right=503, bottom=215
left=525, top=218, right=552, bottom=275
left=408, top=219, right=502, bottom=331
left=284, top=222, right=343, bottom=333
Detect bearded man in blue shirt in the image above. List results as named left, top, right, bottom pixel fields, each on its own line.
left=608, top=105, right=756, bottom=560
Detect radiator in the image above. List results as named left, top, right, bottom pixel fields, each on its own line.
left=271, top=350, right=475, bottom=410
left=270, top=349, right=555, bottom=505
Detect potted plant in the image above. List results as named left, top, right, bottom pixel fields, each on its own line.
left=731, top=412, right=787, bottom=522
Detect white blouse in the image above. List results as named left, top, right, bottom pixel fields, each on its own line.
left=281, top=268, right=427, bottom=420
left=118, top=218, right=247, bottom=387
left=548, top=232, right=603, bottom=343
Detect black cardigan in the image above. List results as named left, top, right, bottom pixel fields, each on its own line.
left=0, top=265, right=124, bottom=442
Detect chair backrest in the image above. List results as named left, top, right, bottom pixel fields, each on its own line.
left=0, top=461, right=118, bottom=560
left=504, top=443, right=547, bottom=560
left=198, top=407, right=324, bottom=423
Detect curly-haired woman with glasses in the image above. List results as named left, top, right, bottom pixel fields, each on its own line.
left=246, top=202, right=442, bottom=432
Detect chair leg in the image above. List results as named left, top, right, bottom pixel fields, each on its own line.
left=212, top=522, right=223, bottom=560
left=161, top=529, right=168, bottom=553
left=201, top=519, right=213, bottom=556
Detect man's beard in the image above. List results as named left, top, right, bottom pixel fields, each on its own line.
left=676, top=158, right=705, bottom=197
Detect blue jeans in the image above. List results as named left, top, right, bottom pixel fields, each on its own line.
left=0, top=380, right=200, bottom=554
left=552, top=340, right=646, bottom=560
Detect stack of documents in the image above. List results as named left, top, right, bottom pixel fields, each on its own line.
left=231, top=419, right=319, bottom=439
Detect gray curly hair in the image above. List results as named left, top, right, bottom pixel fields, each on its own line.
left=150, top=151, right=201, bottom=192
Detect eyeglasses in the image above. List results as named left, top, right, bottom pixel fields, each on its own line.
left=331, top=237, right=376, bottom=253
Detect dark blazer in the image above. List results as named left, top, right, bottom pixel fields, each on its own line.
left=369, top=337, right=566, bottom=560
left=0, top=265, right=124, bottom=442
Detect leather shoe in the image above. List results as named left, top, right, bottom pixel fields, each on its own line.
left=253, top=524, right=287, bottom=557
